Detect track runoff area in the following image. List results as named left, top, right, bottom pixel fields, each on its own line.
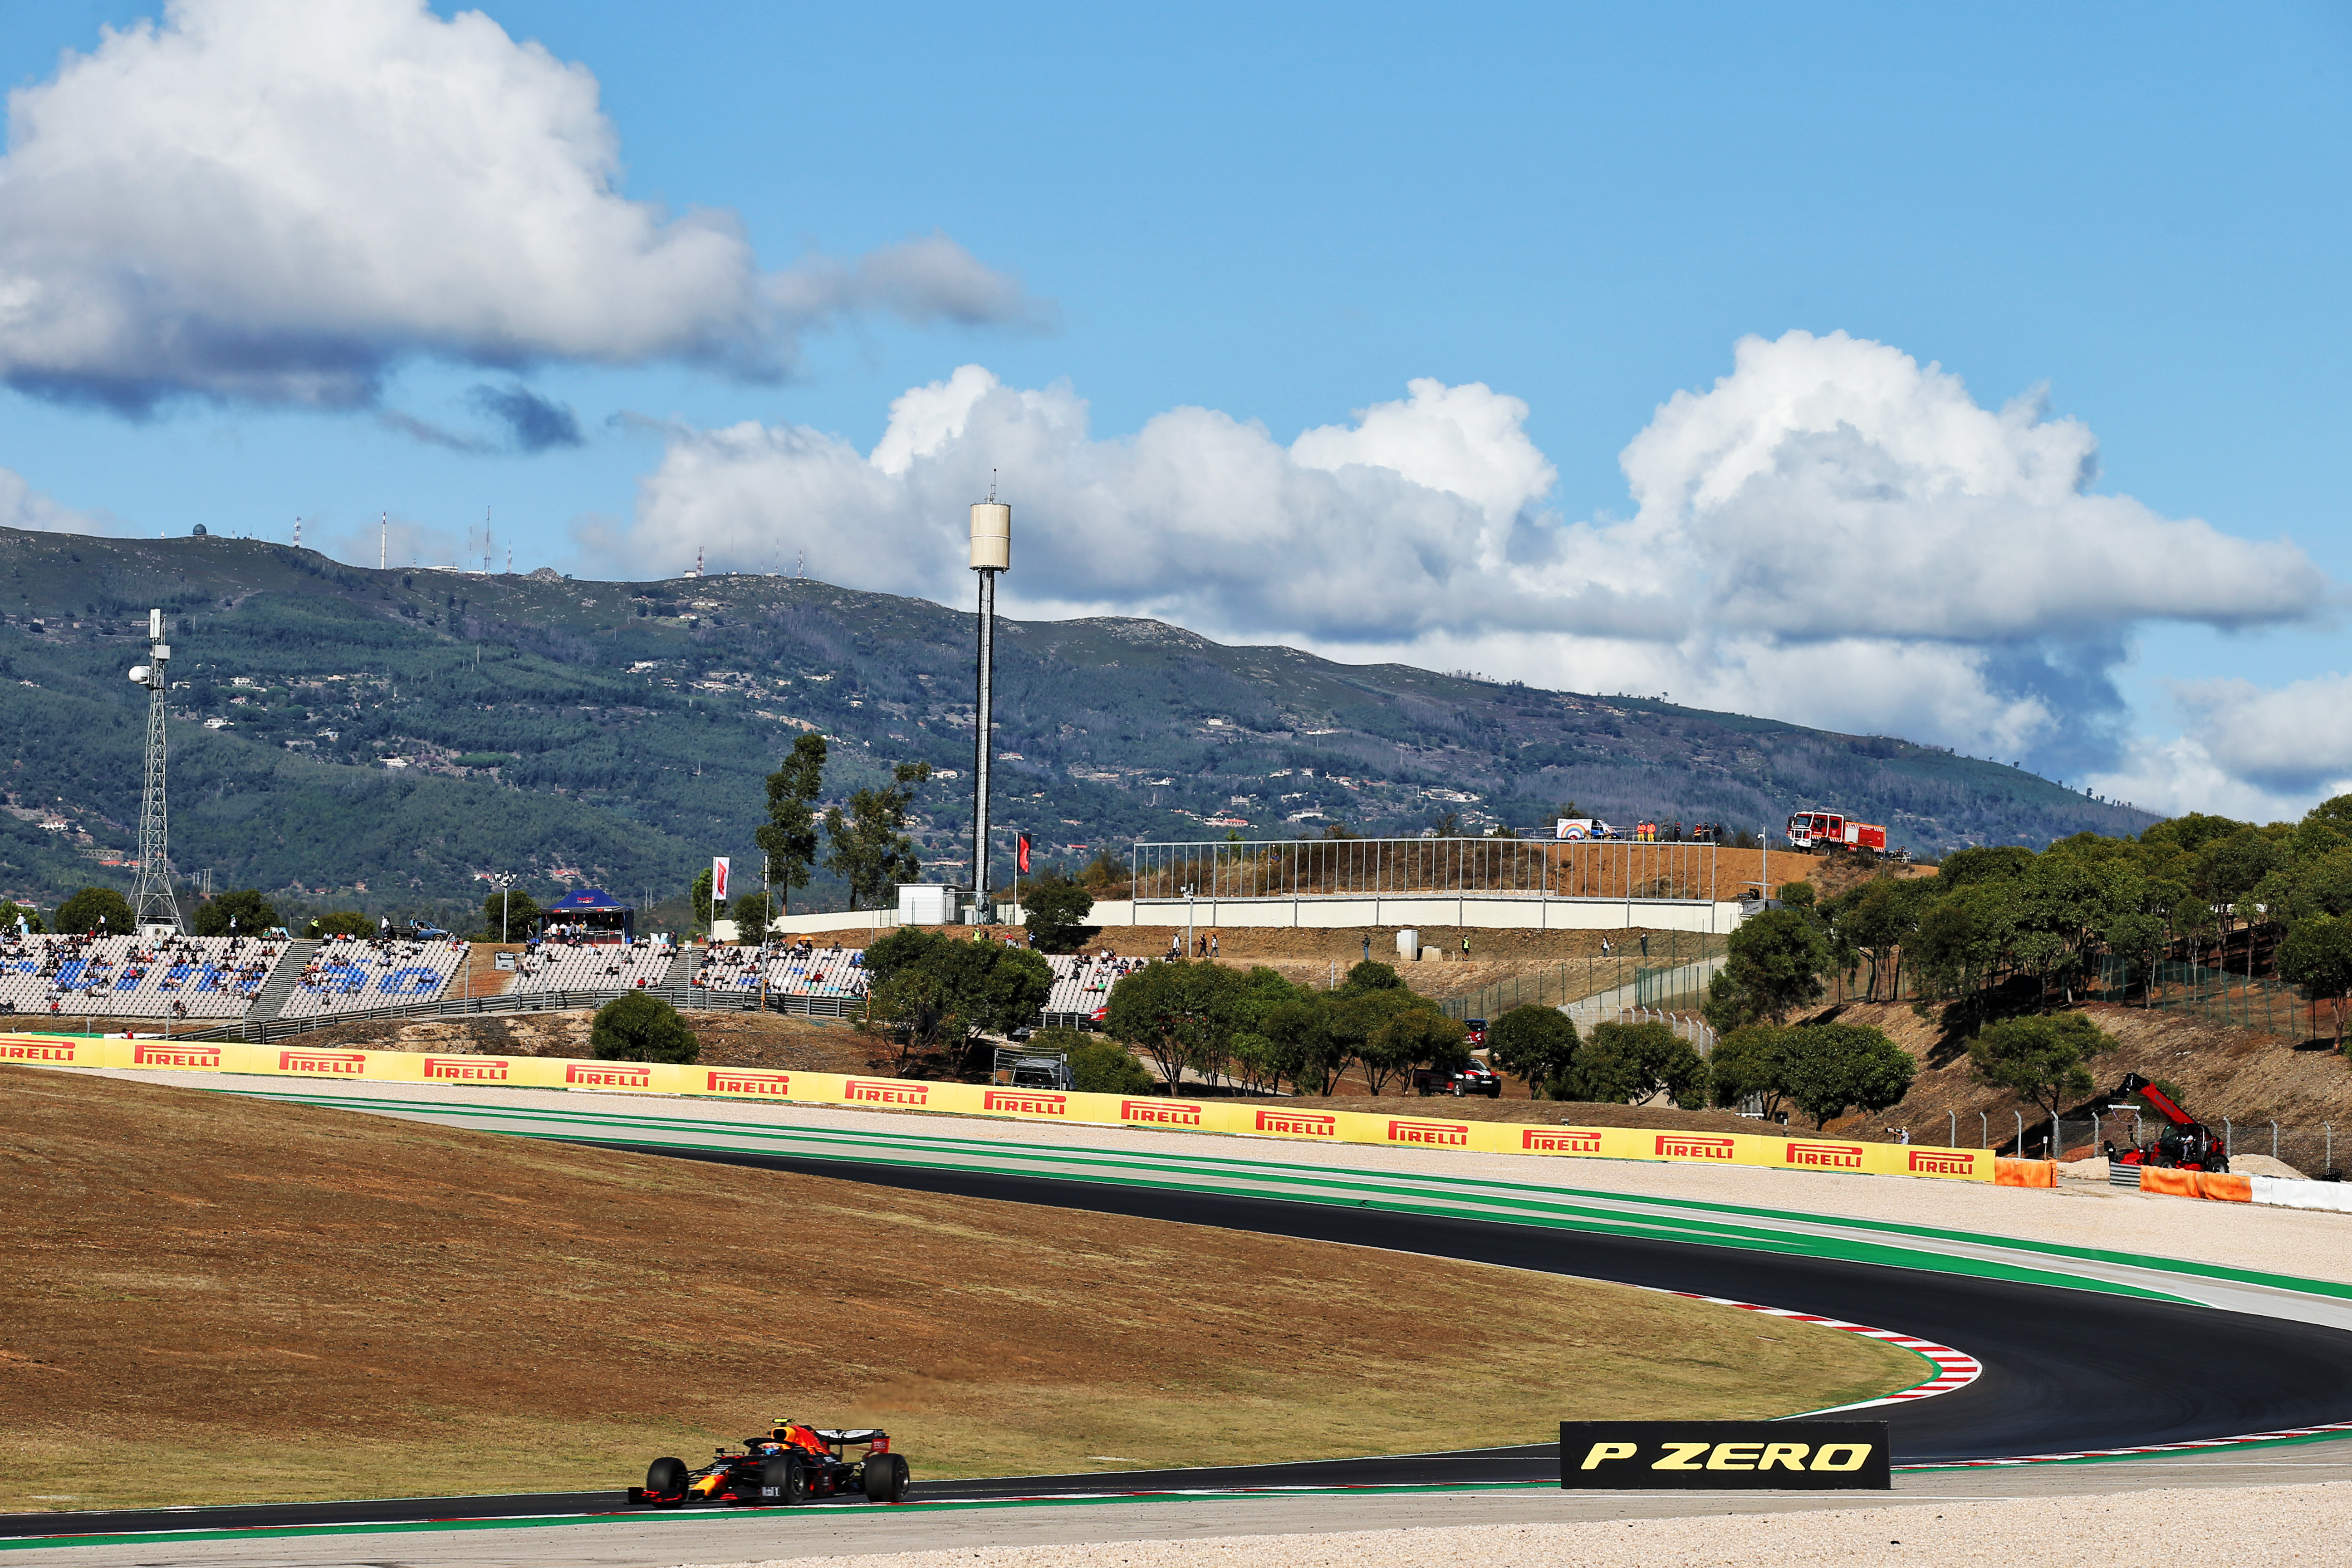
left=10, top=1076, right=2352, bottom=1562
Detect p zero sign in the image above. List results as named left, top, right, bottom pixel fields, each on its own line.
left=1560, top=1421, right=1889, bottom=1490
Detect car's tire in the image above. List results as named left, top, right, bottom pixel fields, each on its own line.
left=863, top=1452, right=909, bottom=1504
left=646, top=1456, right=688, bottom=1505
left=1450, top=1081, right=1463, bottom=1096
left=764, top=1453, right=808, bottom=1506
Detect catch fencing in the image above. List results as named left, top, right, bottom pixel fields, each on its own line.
left=1438, top=932, right=1730, bottom=1023
left=1133, top=837, right=1725, bottom=904
left=2086, top=956, right=2340, bottom=1040
left=1914, top=1107, right=2344, bottom=1179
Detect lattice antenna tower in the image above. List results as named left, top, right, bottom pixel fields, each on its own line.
left=127, top=608, right=185, bottom=934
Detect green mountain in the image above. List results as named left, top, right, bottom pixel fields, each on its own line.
left=0, top=527, right=2154, bottom=925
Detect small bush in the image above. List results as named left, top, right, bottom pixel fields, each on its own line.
left=592, top=992, right=700, bottom=1063
left=1065, top=1034, right=1155, bottom=1095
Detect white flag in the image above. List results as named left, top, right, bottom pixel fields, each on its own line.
left=712, top=857, right=730, bottom=903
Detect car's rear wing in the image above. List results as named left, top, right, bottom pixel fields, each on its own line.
left=812, top=1428, right=888, bottom=1446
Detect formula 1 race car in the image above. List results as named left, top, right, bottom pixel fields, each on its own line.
left=627, top=1421, right=910, bottom=1507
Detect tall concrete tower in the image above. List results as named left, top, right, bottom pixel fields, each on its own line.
left=127, top=609, right=185, bottom=935
left=969, top=490, right=1010, bottom=916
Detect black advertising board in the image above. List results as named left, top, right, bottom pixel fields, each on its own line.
left=1560, top=1421, right=1891, bottom=1490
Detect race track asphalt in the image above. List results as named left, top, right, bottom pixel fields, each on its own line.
left=11, top=1142, right=2352, bottom=1547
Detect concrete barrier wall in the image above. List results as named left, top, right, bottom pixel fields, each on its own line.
left=765, top=897, right=1749, bottom=937
left=14, top=1031, right=1992, bottom=1184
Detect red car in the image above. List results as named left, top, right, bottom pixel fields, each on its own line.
left=628, top=1421, right=910, bottom=1507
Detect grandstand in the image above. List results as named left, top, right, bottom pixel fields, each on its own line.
left=755, top=941, right=868, bottom=1000
left=509, top=936, right=673, bottom=994
left=0, top=934, right=282, bottom=1020
left=1042, top=951, right=1153, bottom=1027
left=273, top=936, right=469, bottom=1021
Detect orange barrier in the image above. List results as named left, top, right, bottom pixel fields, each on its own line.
left=10, top=1032, right=1995, bottom=1183
left=1994, top=1158, right=2056, bottom=1188
left=2139, top=1166, right=2250, bottom=1202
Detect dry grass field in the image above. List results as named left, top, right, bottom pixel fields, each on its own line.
left=1, top=1065, right=1920, bottom=1512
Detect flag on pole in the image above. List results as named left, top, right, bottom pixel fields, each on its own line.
left=1017, top=834, right=1031, bottom=874
left=712, top=857, right=730, bottom=902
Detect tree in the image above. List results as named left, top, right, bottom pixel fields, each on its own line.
left=0, top=899, right=43, bottom=935
left=730, top=889, right=773, bottom=944
left=1702, top=908, right=1830, bottom=1030
left=54, top=886, right=134, bottom=936
left=1571, top=1020, right=1708, bottom=1108
left=306, top=910, right=375, bottom=938
left=1258, top=995, right=1342, bottom=1094
left=2278, top=913, right=2352, bottom=1050
left=1774, top=1024, right=1916, bottom=1128
left=861, top=969, right=961, bottom=1073
left=1341, top=959, right=1404, bottom=993
left=1485, top=1004, right=1579, bottom=1098
left=688, top=866, right=720, bottom=933
left=591, top=992, right=700, bottom=1063
left=1967, top=1012, right=2116, bottom=1119
left=1826, top=876, right=1930, bottom=1001
left=860, top=926, right=1052, bottom=1058
left=1105, top=958, right=1242, bottom=1094
left=1371, top=1004, right=1469, bottom=1092
left=825, top=761, right=932, bottom=909
left=194, top=888, right=281, bottom=937
left=1707, top=1025, right=1790, bottom=1120
left=1020, top=873, right=1095, bottom=955
left=755, top=732, right=828, bottom=915
left=1327, top=987, right=1431, bottom=1094
left=480, top=887, right=541, bottom=942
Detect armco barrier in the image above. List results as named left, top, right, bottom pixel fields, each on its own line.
left=10, top=1033, right=1994, bottom=1183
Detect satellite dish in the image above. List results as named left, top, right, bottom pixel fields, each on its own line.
left=127, top=666, right=150, bottom=683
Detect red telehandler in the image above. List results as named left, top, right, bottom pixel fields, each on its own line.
left=2102, top=1073, right=2230, bottom=1172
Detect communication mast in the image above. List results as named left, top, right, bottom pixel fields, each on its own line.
left=126, top=609, right=185, bottom=935
left=969, top=479, right=1010, bottom=917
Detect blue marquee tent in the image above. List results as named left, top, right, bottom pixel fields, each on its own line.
left=539, top=887, right=634, bottom=942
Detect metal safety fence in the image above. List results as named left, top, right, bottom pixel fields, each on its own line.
left=1914, top=1109, right=2343, bottom=1178
left=1132, top=837, right=1725, bottom=904
left=2086, top=955, right=2337, bottom=1040
left=1437, top=933, right=1730, bottom=1024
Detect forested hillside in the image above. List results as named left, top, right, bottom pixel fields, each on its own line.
left=0, top=527, right=2151, bottom=926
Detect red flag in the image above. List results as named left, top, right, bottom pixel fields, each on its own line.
left=711, top=857, right=730, bottom=902
left=1017, top=834, right=1031, bottom=874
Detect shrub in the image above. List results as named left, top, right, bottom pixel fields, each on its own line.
left=591, top=992, right=700, bottom=1063
left=306, top=910, right=375, bottom=938
left=1066, top=1035, right=1155, bottom=1095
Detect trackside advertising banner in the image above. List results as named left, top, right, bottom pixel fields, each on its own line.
left=1560, top=1421, right=1891, bottom=1490
left=3, top=1034, right=1990, bottom=1182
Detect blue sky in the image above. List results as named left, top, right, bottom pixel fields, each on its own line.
left=1, top=1, right=2347, bottom=818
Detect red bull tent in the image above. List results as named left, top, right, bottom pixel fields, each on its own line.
left=539, top=887, right=634, bottom=943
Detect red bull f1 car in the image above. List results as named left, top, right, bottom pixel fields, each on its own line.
left=627, top=1421, right=910, bottom=1507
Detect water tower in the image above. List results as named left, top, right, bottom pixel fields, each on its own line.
left=969, top=491, right=1010, bottom=917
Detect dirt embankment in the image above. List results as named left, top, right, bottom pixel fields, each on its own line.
left=0, top=1065, right=1918, bottom=1511
left=1803, top=1000, right=2352, bottom=1162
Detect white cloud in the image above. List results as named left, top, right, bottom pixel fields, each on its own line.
left=599, top=333, right=2332, bottom=785
left=0, top=468, right=123, bottom=535
left=0, top=0, right=1036, bottom=411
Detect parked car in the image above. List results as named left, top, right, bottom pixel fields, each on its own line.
left=1412, top=1062, right=1502, bottom=1098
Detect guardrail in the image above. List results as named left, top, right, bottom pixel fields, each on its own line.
left=143, top=985, right=861, bottom=1043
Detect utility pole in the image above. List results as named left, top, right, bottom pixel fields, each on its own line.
left=127, top=610, right=184, bottom=935
left=969, top=482, right=1010, bottom=921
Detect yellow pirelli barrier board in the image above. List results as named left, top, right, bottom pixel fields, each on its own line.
left=5, top=1033, right=1991, bottom=1182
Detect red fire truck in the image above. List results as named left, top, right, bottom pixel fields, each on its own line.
left=1784, top=808, right=1888, bottom=854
